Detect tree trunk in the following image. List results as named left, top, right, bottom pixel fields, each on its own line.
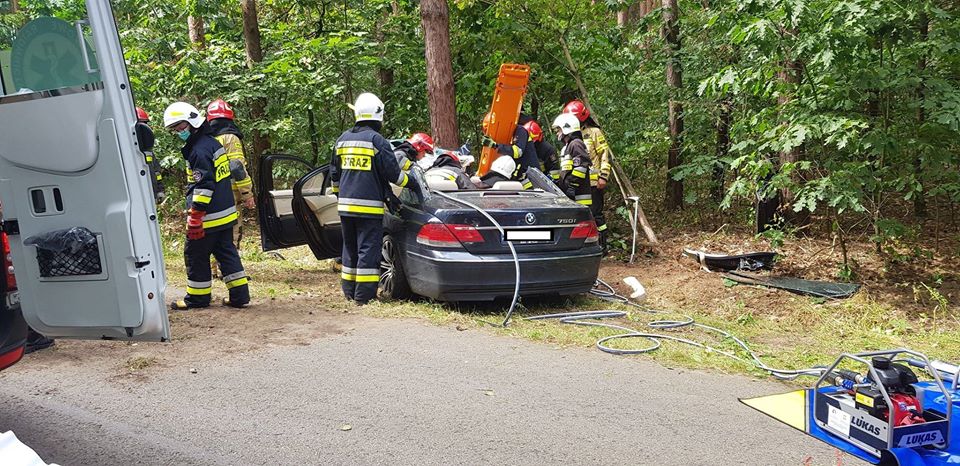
left=8, top=0, right=18, bottom=13
left=663, top=0, right=684, bottom=210
left=915, top=10, right=929, bottom=218
left=241, top=0, right=270, bottom=184
left=308, top=108, right=320, bottom=165
left=188, top=15, right=205, bottom=49
left=420, top=0, right=459, bottom=148
left=713, top=97, right=732, bottom=202
left=377, top=6, right=396, bottom=99
left=777, top=29, right=808, bottom=226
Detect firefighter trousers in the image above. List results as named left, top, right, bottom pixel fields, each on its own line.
left=185, top=227, right=250, bottom=307
left=591, top=186, right=607, bottom=251
left=211, top=204, right=244, bottom=277
left=340, top=216, right=383, bottom=303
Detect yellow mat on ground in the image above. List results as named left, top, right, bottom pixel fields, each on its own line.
left=740, top=389, right=808, bottom=432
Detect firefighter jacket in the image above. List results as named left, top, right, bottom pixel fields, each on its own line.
left=559, top=134, right=593, bottom=206
left=330, top=125, right=411, bottom=218
left=425, top=153, right=473, bottom=189
left=182, top=123, right=237, bottom=231
left=581, top=126, right=612, bottom=187
left=494, top=125, right=539, bottom=178
left=392, top=141, right=417, bottom=171
left=210, top=119, right=254, bottom=203
left=534, top=140, right=561, bottom=181
left=135, top=121, right=164, bottom=199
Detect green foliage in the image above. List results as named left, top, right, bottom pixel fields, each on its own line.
left=7, top=0, right=960, bottom=243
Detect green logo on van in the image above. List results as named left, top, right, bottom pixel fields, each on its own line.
left=10, top=17, right=100, bottom=93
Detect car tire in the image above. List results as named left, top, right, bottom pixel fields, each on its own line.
left=379, top=234, right=412, bottom=300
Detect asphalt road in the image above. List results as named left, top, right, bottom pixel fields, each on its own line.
left=0, top=315, right=859, bottom=465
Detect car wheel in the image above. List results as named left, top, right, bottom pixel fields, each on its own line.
left=379, top=234, right=412, bottom=300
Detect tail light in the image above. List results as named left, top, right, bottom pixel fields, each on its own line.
left=570, top=220, right=599, bottom=243
left=2, top=232, right=15, bottom=290
left=417, top=223, right=484, bottom=248
left=0, top=346, right=23, bottom=371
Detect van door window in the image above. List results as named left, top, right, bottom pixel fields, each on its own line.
left=1, top=3, right=100, bottom=96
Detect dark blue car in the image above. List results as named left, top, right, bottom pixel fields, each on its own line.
left=257, top=154, right=602, bottom=301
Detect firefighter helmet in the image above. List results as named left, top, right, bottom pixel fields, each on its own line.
left=350, top=93, right=384, bottom=122
left=490, top=155, right=517, bottom=179
left=206, top=99, right=235, bottom=121
left=563, top=100, right=590, bottom=122
left=522, top=120, right=543, bottom=142
left=408, top=132, right=435, bottom=154
left=552, top=113, right=581, bottom=136
left=136, top=107, right=150, bottom=122
left=163, top=102, right=204, bottom=129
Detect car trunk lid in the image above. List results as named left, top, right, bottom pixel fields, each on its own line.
left=430, top=191, right=595, bottom=254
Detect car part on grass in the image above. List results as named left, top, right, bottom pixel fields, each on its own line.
left=743, top=349, right=960, bottom=466
left=682, top=248, right=778, bottom=272
left=723, top=270, right=860, bottom=299
left=528, top=278, right=826, bottom=380
left=622, top=276, right=646, bottom=301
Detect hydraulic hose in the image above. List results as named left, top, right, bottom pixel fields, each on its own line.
left=434, top=191, right=823, bottom=379
left=527, top=279, right=826, bottom=380
left=433, top=190, right=521, bottom=327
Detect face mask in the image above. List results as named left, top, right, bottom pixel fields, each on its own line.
left=178, top=129, right=191, bottom=141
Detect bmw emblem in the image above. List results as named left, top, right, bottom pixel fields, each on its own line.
left=524, top=213, right=536, bottom=225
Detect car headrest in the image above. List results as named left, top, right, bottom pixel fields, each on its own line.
left=427, top=178, right=459, bottom=191
left=492, top=181, right=524, bottom=190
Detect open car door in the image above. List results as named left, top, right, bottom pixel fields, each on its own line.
left=292, top=166, right=342, bottom=259
left=0, top=0, right=168, bottom=340
left=257, top=154, right=316, bottom=251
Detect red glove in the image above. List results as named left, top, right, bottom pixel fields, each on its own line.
left=187, top=209, right=205, bottom=240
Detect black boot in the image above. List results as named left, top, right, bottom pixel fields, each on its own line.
left=25, top=328, right=55, bottom=354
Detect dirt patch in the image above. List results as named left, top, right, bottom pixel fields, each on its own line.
left=19, top=287, right=362, bottom=381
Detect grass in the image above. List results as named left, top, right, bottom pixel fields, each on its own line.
left=125, top=356, right=158, bottom=372
left=159, top=227, right=960, bottom=384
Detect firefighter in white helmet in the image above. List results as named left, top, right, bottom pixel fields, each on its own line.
left=331, top=93, right=417, bottom=304
left=473, top=156, right=516, bottom=189
left=163, top=102, right=249, bottom=309
left=553, top=113, right=592, bottom=208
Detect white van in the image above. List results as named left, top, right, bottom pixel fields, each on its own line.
left=0, top=0, right=169, bottom=361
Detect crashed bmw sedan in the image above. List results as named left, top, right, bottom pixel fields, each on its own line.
left=258, top=155, right=602, bottom=302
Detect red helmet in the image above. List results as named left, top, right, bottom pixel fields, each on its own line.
left=522, top=120, right=543, bottom=142
left=135, top=107, right=150, bottom=122
left=563, top=100, right=590, bottom=122
left=407, top=132, right=435, bottom=154
left=206, top=99, right=235, bottom=121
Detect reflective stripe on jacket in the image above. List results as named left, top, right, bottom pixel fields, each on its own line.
left=330, top=125, right=409, bottom=218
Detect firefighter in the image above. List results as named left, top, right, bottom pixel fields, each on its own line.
left=135, top=107, right=166, bottom=203
left=522, top=119, right=561, bottom=182
left=563, top=100, right=610, bottom=249
left=552, top=113, right=592, bottom=208
left=473, top=155, right=516, bottom=189
left=405, top=132, right=473, bottom=189
left=163, top=102, right=250, bottom=310
left=206, top=99, right=255, bottom=251
left=331, top=93, right=416, bottom=305
left=480, top=114, right=538, bottom=187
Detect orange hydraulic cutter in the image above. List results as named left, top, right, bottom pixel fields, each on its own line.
left=478, top=64, right=531, bottom=176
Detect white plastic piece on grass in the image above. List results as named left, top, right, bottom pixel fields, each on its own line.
left=623, top=276, right=647, bottom=302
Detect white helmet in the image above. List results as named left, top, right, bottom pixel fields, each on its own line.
left=552, top=113, right=581, bottom=136
left=350, top=92, right=384, bottom=122
left=163, top=102, right=204, bottom=128
left=490, top=155, right=516, bottom=179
